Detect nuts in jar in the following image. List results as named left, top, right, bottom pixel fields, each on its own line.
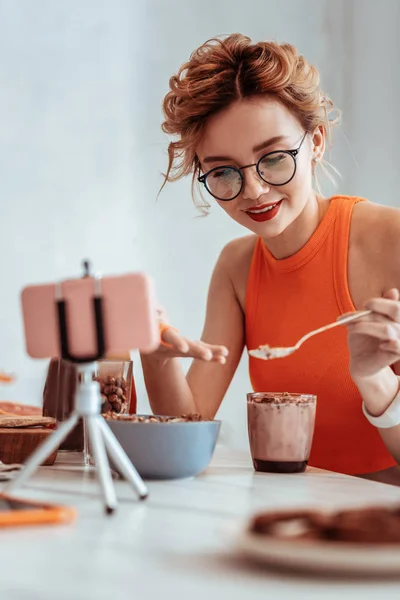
left=94, top=375, right=129, bottom=414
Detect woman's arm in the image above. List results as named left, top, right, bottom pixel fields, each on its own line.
left=351, top=362, right=400, bottom=464
left=140, top=244, right=245, bottom=419
left=345, top=205, right=400, bottom=463
left=347, top=286, right=400, bottom=464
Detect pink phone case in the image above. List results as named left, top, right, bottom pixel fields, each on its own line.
left=21, top=273, right=160, bottom=359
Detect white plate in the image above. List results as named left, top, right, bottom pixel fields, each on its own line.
left=231, top=522, right=400, bottom=575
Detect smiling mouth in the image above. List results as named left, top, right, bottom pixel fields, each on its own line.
left=245, top=200, right=282, bottom=214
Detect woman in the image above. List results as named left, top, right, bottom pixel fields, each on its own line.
left=140, top=34, right=400, bottom=482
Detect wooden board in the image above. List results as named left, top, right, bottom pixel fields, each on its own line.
left=0, top=402, right=42, bottom=416
left=0, top=415, right=56, bottom=428
left=0, top=428, right=58, bottom=465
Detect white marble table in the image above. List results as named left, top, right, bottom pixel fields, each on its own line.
left=1, top=446, right=400, bottom=599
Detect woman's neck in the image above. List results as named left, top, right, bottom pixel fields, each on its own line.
left=263, top=192, right=330, bottom=259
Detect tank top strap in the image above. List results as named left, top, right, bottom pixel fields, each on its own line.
left=331, top=195, right=366, bottom=313
left=245, top=236, right=265, bottom=330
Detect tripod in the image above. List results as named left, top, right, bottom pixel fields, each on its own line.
left=4, top=363, right=148, bottom=514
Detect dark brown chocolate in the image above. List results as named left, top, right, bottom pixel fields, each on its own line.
left=250, top=505, right=400, bottom=544
left=252, top=459, right=308, bottom=473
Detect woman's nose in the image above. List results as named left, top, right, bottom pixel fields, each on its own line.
left=242, top=168, right=271, bottom=200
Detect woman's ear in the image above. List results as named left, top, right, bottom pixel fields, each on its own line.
left=311, top=125, right=325, bottom=163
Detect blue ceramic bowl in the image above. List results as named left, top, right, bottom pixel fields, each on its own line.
left=105, top=415, right=221, bottom=480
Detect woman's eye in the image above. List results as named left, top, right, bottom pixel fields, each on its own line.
left=212, top=169, right=232, bottom=179
left=262, top=153, right=285, bottom=166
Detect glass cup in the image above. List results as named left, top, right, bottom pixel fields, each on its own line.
left=43, top=358, right=136, bottom=462
left=247, top=392, right=317, bottom=473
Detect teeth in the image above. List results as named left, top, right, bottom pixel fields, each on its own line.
left=248, top=203, right=277, bottom=214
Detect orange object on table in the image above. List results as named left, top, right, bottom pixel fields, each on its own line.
left=0, top=373, right=14, bottom=384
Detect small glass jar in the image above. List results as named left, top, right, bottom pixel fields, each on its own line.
left=42, top=358, right=136, bottom=453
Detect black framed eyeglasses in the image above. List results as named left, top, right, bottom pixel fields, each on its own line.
left=198, top=132, right=307, bottom=201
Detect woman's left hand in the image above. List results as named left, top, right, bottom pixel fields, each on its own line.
left=345, top=288, right=400, bottom=378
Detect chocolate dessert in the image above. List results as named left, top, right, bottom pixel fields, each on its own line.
left=250, top=506, right=400, bottom=544
left=247, top=392, right=317, bottom=473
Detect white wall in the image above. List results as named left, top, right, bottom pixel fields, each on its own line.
left=1, top=0, right=399, bottom=449
left=0, top=0, right=146, bottom=403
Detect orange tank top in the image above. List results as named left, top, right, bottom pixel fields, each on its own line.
left=245, top=195, right=397, bottom=475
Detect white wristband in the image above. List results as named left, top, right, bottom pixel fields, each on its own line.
left=362, top=381, right=400, bottom=429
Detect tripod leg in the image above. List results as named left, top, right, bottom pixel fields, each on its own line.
left=85, top=416, right=117, bottom=514
left=4, top=413, right=80, bottom=494
left=96, top=416, right=148, bottom=500
left=82, top=419, right=91, bottom=467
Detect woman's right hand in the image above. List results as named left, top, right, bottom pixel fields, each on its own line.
left=151, top=307, right=229, bottom=364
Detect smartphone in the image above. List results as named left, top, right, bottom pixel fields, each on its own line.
left=0, top=494, right=76, bottom=527
left=21, top=272, right=160, bottom=360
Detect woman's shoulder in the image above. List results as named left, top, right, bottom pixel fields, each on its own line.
left=352, top=199, right=400, bottom=240
left=352, top=199, right=400, bottom=277
left=218, top=235, right=258, bottom=274
left=220, top=234, right=258, bottom=258
left=215, top=235, right=258, bottom=304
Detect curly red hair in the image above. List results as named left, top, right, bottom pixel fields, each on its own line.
left=161, top=34, right=339, bottom=212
